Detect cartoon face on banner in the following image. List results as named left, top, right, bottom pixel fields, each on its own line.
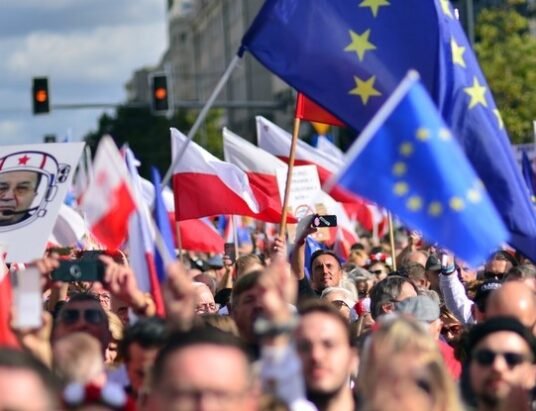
left=0, top=151, right=71, bottom=230
left=0, top=143, right=84, bottom=262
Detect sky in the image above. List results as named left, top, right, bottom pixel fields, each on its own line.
left=0, top=0, right=168, bottom=145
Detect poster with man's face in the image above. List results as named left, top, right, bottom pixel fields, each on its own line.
left=0, top=143, right=84, bottom=262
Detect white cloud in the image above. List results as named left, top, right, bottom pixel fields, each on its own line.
left=0, top=120, right=24, bottom=142
left=6, top=23, right=167, bottom=83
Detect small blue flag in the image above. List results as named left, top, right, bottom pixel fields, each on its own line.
left=240, top=0, right=536, bottom=260
left=151, top=167, right=175, bottom=282
left=328, top=72, right=507, bottom=266
left=304, top=236, right=326, bottom=279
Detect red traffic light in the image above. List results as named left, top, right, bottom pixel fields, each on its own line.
left=151, top=75, right=170, bottom=113
left=32, top=77, right=50, bottom=114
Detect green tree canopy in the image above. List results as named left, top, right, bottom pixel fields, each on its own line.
left=84, top=106, right=223, bottom=179
left=474, top=0, right=536, bottom=143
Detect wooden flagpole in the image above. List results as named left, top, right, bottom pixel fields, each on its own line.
left=279, top=117, right=301, bottom=237
left=387, top=212, right=397, bottom=271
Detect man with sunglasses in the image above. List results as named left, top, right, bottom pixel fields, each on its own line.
left=52, top=293, right=111, bottom=356
left=464, top=316, right=536, bottom=411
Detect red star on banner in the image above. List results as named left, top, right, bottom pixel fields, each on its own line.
left=18, top=155, right=30, bottom=165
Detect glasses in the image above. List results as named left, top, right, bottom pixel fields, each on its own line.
left=473, top=349, right=533, bottom=368
left=195, top=303, right=219, bottom=313
left=59, top=308, right=105, bottom=325
left=370, top=269, right=386, bottom=276
left=483, top=271, right=505, bottom=280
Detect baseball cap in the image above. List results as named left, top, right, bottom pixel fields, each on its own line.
left=473, top=279, right=502, bottom=311
left=394, top=295, right=440, bottom=323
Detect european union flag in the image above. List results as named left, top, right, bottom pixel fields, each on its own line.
left=328, top=72, right=507, bottom=265
left=240, top=0, right=536, bottom=261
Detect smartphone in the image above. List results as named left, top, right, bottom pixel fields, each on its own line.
left=11, top=267, right=42, bottom=329
left=311, top=214, right=338, bottom=228
left=224, top=243, right=237, bottom=264
left=51, top=259, right=105, bottom=282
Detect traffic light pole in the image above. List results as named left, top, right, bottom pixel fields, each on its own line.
left=50, top=100, right=286, bottom=110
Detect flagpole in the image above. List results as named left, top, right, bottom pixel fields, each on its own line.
left=232, top=216, right=239, bottom=258
left=161, top=55, right=241, bottom=188
left=387, top=212, right=397, bottom=271
left=279, top=117, right=301, bottom=237
left=174, top=221, right=184, bottom=264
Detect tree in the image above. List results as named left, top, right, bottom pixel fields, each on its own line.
left=84, top=106, right=223, bottom=179
left=474, top=0, right=536, bottom=143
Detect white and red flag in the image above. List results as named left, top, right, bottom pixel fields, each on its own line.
left=256, top=116, right=385, bottom=233
left=171, top=128, right=293, bottom=223
left=80, top=137, right=136, bottom=250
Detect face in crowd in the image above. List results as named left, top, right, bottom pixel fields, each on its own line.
left=296, top=308, right=357, bottom=402
left=470, top=331, right=536, bottom=407
left=311, top=253, right=343, bottom=292
left=0, top=171, right=40, bottom=225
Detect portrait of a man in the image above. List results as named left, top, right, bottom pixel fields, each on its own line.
left=0, top=170, right=41, bottom=226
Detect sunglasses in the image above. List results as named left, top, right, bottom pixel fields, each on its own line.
left=59, top=308, right=104, bottom=325
left=473, top=349, right=532, bottom=368
left=441, top=324, right=463, bottom=335
left=370, top=269, right=386, bottom=276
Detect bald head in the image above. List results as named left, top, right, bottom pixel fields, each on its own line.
left=486, top=282, right=536, bottom=334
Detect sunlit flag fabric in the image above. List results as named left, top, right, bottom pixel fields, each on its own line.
left=240, top=0, right=536, bottom=260
left=328, top=72, right=507, bottom=266
left=80, top=136, right=136, bottom=250
left=171, top=128, right=292, bottom=223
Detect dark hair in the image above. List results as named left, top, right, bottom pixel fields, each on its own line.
left=0, top=348, right=60, bottom=409
left=310, top=250, right=342, bottom=273
left=298, top=299, right=353, bottom=346
left=489, top=250, right=519, bottom=267
left=231, top=270, right=262, bottom=308
left=369, top=275, right=418, bottom=319
left=151, top=326, right=250, bottom=387
left=119, top=317, right=169, bottom=362
left=399, top=261, right=426, bottom=280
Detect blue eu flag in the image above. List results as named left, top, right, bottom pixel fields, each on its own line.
left=241, top=0, right=536, bottom=260
left=328, top=72, right=507, bottom=265
left=522, top=150, right=536, bottom=204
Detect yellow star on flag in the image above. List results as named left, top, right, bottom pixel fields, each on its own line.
left=464, top=77, right=488, bottom=109
left=392, top=162, right=407, bottom=176
left=399, top=142, right=414, bottom=156
left=451, top=38, right=466, bottom=68
left=428, top=201, right=443, bottom=216
left=438, top=128, right=452, bottom=141
left=450, top=197, right=465, bottom=211
left=416, top=128, right=430, bottom=141
left=349, top=75, right=381, bottom=105
left=407, top=196, right=423, bottom=211
left=344, top=30, right=376, bottom=61
left=439, top=0, right=453, bottom=18
left=467, top=188, right=482, bottom=203
left=493, top=109, right=504, bottom=129
left=394, top=182, right=409, bottom=196
left=359, top=0, right=390, bottom=17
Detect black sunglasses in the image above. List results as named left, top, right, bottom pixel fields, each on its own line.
left=473, top=349, right=532, bottom=368
left=59, top=308, right=104, bottom=325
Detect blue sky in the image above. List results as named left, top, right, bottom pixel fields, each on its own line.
left=0, top=0, right=167, bottom=145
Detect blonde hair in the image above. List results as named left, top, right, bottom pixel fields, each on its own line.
left=358, top=316, right=463, bottom=411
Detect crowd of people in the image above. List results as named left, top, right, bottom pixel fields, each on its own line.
left=1, top=222, right=536, bottom=411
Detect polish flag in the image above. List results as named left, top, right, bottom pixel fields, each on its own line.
left=223, top=127, right=287, bottom=205
left=0, top=251, right=18, bottom=347
left=171, top=128, right=292, bottom=223
left=80, top=137, right=136, bottom=250
left=256, top=116, right=374, bottom=230
left=140, top=176, right=224, bottom=253
left=124, top=149, right=165, bottom=316
left=295, top=93, right=345, bottom=127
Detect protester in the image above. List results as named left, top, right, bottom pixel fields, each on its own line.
left=462, top=316, right=536, bottom=410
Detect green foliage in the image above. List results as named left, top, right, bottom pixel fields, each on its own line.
left=474, top=0, right=536, bottom=143
left=84, top=107, right=223, bottom=179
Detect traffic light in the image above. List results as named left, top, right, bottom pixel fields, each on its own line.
left=32, top=77, right=50, bottom=114
left=151, top=74, right=170, bottom=113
